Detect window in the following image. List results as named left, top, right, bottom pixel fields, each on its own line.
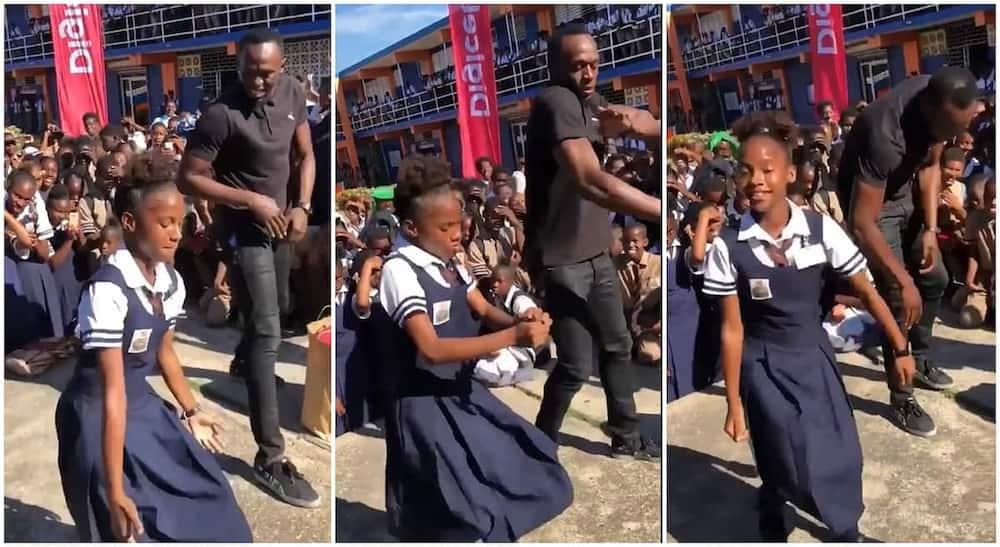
left=624, top=86, right=649, bottom=108
left=919, top=29, right=947, bottom=57
left=859, top=57, right=891, bottom=104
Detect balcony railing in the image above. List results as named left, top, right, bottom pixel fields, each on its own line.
left=346, top=10, right=662, bottom=133
left=4, top=4, right=331, bottom=65
left=679, top=4, right=944, bottom=73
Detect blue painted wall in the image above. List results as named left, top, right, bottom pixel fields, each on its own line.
left=785, top=58, right=814, bottom=124
left=400, top=62, right=423, bottom=92
left=106, top=71, right=122, bottom=124
left=443, top=120, right=462, bottom=178
left=147, top=64, right=164, bottom=118
left=178, top=77, right=201, bottom=113
left=887, top=45, right=907, bottom=86
left=845, top=55, right=862, bottom=106
left=921, top=54, right=949, bottom=75
left=45, top=68, right=60, bottom=123
left=523, top=13, right=539, bottom=45
left=499, top=120, right=515, bottom=170
left=380, top=138, right=403, bottom=182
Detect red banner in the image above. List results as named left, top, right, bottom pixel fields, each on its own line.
left=448, top=5, right=501, bottom=177
left=50, top=4, right=107, bottom=136
left=807, top=5, right=848, bottom=122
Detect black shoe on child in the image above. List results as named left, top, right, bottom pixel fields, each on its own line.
left=891, top=396, right=937, bottom=437
left=254, top=457, right=321, bottom=508
left=610, top=436, right=661, bottom=461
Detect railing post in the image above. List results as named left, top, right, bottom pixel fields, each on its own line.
left=226, top=5, right=231, bottom=32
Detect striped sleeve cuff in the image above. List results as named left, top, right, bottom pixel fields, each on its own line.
left=702, top=277, right=737, bottom=296
left=834, top=249, right=867, bottom=277
left=80, top=329, right=123, bottom=349
left=392, top=296, right=427, bottom=326
left=470, top=265, right=491, bottom=279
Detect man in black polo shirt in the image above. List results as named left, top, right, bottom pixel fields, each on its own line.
left=838, top=67, right=978, bottom=438
left=178, top=29, right=319, bottom=507
left=525, top=24, right=661, bottom=459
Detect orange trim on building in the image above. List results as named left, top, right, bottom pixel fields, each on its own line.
left=335, top=81, right=360, bottom=170
left=902, top=40, right=921, bottom=76
left=666, top=13, right=692, bottom=112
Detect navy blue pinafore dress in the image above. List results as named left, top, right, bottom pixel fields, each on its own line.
left=49, top=229, right=83, bottom=333
left=377, top=254, right=573, bottom=542
left=723, top=210, right=863, bottom=538
left=666, top=247, right=699, bottom=402
left=55, top=264, right=252, bottom=542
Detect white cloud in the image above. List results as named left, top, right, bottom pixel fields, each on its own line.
left=336, top=4, right=446, bottom=36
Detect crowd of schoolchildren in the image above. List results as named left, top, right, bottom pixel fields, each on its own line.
left=665, top=94, right=996, bottom=403
left=5, top=90, right=333, bottom=373
left=334, top=148, right=662, bottom=435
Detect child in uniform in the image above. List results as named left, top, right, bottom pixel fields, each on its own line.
left=704, top=112, right=917, bottom=541
left=46, top=184, right=84, bottom=334
left=374, top=155, right=572, bottom=541
left=55, top=153, right=251, bottom=542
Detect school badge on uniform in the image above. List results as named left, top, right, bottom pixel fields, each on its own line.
left=128, top=329, right=152, bottom=353
left=432, top=301, right=451, bottom=325
left=749, top=279, right=773, bottom=300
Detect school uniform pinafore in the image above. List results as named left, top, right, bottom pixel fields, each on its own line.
left=377, top=253, right=573, bottom=542
left=49, top=229, right=83, bottom=333
left=666, top=246, right=699, bottom=402
left=722, top=210, right=863, bottom=538
left=55, top=264, right=252, bottom=542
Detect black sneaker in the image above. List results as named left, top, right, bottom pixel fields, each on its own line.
left=610, top=436, right=660, bottom=461
left=891, top=396, right=937, bottom=437
left=254, top=458, right=321, bottom=508
left=914, top=362, right=954, bottom=390
left=229, top=359, right=286, bottom=389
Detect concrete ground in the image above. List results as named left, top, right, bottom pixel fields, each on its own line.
left=4, top=312, right=331, bottom=543
left=667, top=311, right=996, bottom=543
left=335, top=363, right=663, bottom=542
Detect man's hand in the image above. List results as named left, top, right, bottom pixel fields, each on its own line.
left=597, top=104, right=659, bottom=139
left=900, top=278, right=923, bottom=330
left=596, top=105, right=633, bottom=138
left=919, top=229, right=939, bottom=274
left=940, top=191, right=963, bottom=214
left=285, top=207, right=309, bottom=242
left=248, top=193, right=286, bottom=239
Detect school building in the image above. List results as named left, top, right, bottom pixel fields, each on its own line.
left=336, top=4, right=663, bottom=185
left=4, top=4, right=331, bottom=134
left=667, top=4, right=996, bottom=130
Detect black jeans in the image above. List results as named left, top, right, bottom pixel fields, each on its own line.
left=869, top=202, right=949, bottom=399
left=231, top=240, right=292, bottom=465
left=535, top=253, right=640, bottom=446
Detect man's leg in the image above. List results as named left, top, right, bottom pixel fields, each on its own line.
left=903, top=217, right=953, bottom=389
left=535, top=262, right=597, bottom=441
left=870, top=211, right=937, bottom=436
left=587, top=254, right=641, bottom=448
left=231, top=244, right=285, bottom=465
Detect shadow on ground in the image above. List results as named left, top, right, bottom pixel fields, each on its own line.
left=5, top=497, right=77, bottom=542
left=335, top=498, right=392, bottom=542
left=666, top=444, right=835, bottom=542
left=183, top=366, right=306, bottom=434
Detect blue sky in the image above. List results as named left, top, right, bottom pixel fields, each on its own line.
left=335, top=4, right=448, bottom=72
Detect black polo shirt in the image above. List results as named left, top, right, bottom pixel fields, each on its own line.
left=524, top=86, right=610, bottom=269
left=187, top=73, right=306, bottom=241
left=837, top=75, right=936, bottom=214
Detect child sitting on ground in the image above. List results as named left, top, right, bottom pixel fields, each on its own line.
left=473, top=263, right=540, bottom=387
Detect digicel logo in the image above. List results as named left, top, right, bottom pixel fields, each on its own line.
left=459, top=5, right=491, bottom=118
left=58, top=5, right=95, bottom=75
left=810, top=5, right=839, bottom=56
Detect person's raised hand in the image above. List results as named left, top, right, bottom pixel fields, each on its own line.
left=596, top=105, right=634, bottom=138
left=515, top=312, right=551, bottom=348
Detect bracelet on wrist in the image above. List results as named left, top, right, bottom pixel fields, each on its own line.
left=180, top=403, right=202, bottom=420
